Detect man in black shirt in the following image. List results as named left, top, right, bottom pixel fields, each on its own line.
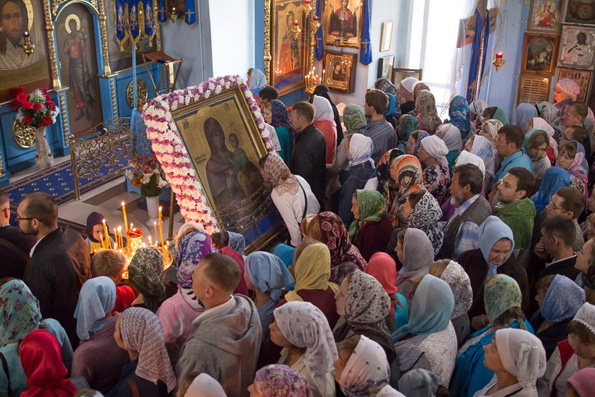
left=0, top=188, right=35, bottom=280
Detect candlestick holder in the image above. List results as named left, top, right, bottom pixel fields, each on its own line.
left=492, top=58, right=505, bottom=72
left=169, top=7, right=178, bottom=22
left=20, top=31, right=34, bottom=56
left=291, top=20, right=301, bottom=41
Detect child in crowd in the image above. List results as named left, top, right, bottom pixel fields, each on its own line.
left=85, top=212, right=116, bottom=254
left=90, top=249, right=136, bottom=313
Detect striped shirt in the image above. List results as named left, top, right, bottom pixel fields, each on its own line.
left=364, top=119, right=397, bottom=163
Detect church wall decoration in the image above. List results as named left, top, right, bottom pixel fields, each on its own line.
left=322, top=50, right=357, bottom=93
left=0, top=0, right=51, bottom=102
left=142, top=75, right=285, bottom=251
left=323, top=0, right=364, bottom=48
left=391, top=68, right=422, bottom=88
left=557, top=67, right=592, bottom=101
left=528, top=0, right=566, bottom=33
left=518, top=74, right=551, bottom=105
left=379, top=21, right=393, bottom=52
left=521, top=33, right=559, bottom=75
left=377, top=55, right=393, bottom=80
left=56, top=3, right=103, bottom=139
left=264, top=0, right=307, bottom=96
left=557, top=24, right=595, bottom=69
left=564, top=0, right=595, bottom=25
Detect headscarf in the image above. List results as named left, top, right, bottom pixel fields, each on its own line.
left=0, top=279, right=41, bottom=346
left=494, top=329, right=547, bottom=389
left=349, top=189, right=386, bottom=240
left=492, top=107, right=509, bottom=125
left=390, top=155, right=424, bottom=194
left=413, top=131, right=430, bottom=157
left=385, top=93, right=398, bottom=117
left=541, top=275, right=585, bottom=323
left=253, top=364, right=311, bottom=397
left=365, top=252, right=398, bottom=295
left=556, top=78, right=581, bottom=101
left=530, top=167, right=570, bottom=211
left=339, top=335, right=391, bottom=397
left=312, top=95, right=336, bottom=124
left=392, top=274, right=454, bottom=341
left=441, top=260, right=473, bottom=319
left=478, top=216, right=515, bottom=276
left=262, top=152, right=299, bottom=195
left=557, top=141, right=589, bottom=185
left=343, top=104, right=366, bottom=135
left=119, top=307, right=176, bottom=392
left=470, top=135, right=496, bottom=177
left=273, top=243, right=294, bottom=268
left=514, top=103, right=538, bottom=134
left=470, top=99, right=488, bottom=116
left=285, top=241, right=340, bottom=301
left=20, top=329, right=77, bottom=397
left=574, top=302, right=595, bottom=336
left=86, top=211, right=106, bottom=243
left=481, top=119, right=504, bottom=141
left=437, top=123, right=463, bottom=152
left=406, top=191, right=444, bottom=256
left=398, top=114, right=420, bottom=145
left=313, top=84, right=344, bottom=140
left=345, top=270, right=391, bottom=335
left=536, top=101, right=560, bottom=127
left=245, top=252, right=294, bottom=301
left=449, top=95, right=471, bottom=139
left=455, top=150, right=486, bottom=178
left=400, top=77, right=418, bottom=93
left=175, top=230, right=212, bottom=288
left=484, top=274, right=522, bottom=324
left=531, top=119, right=558, bottom=158
left=249, top=68, right=267, bottom=90
left=398, top=369, right=439, bottom=397
left=317, top=212, right=367, bottom=271
left=377, top=148, right=405, bottom=208
left=227, top=231, right=246, bottom=255
left=568, top=368, right=595, bottom=397
left=273, top=301, right=338, bottom=395
left=348, top=134, right=375, bottom=168
left=128, top=247, right=166, bottom=313
left=74, top=276, right=116, bottom=341
left=185, top=373, right=226, bottom=397
left=396, top=228, right=434, bottom=286
left=421, top=135, right=449, bottom=168
left=271, top=99, right=294, bottom=134
left=378, top=78, right=399, bottom=97
left=415, top=90, right=442, bottom=134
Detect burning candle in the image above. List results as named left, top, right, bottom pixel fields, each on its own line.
left=102, top=219, right=110, bottom=250
left=322, top=69, right=326, bottom=82
left=496, top=52, right=503, bottom=59
left=23, top=30, right=29, bottom=38
left=117, top=226, right=123, bottom=249
left=149, top=236, right=152, bottom=246
left=154, top=221, right=158, bottom=246
left=121, top=201, right=128, bottom=234
left=294, top=20, right=299, bottom=26
left=158, top=206, right=164, bottom=250
left=313, top=16, right=319, bottom=22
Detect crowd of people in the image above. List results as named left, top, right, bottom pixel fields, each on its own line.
left=1, top=72, right=595, bottom=396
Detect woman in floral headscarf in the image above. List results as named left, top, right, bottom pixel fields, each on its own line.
left=157, top=229, right=211, bottom=361
left=449, top=95, right=471, bottom=140
left=388, top=154, right=424, bottom=227
left=269, top=99, right=294, bottom=163
left=374, top=148, right=405, bottom=210
left=349, top=189, right=392, bottom=261
left=0, top=279, right=73, bottom=396
left=128, top=247, right=166, bottom=313
left=402, top=189, right=444, bottom=256
left=415, top=90, right=442, bottom=134
left=109, top=307, right=176, bottom=396
left=397, top=114, right=420, bottom=152
left=249, top=364, right=311, bottom=396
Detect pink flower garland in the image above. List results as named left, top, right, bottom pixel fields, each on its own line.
left=142, top=75, right=274, bottom=233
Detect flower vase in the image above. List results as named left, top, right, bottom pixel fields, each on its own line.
left=146, top=195, right=160, bottom=225
left=34, top=126, right=54, bottom=170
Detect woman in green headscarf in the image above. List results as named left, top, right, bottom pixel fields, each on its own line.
left=482, top=106, right=509, bottom=125
left=343, top=104, right=366, bottom=135
left=397, top=114, right=420, bottom=152
left=349, top=189, right=393, bottom=261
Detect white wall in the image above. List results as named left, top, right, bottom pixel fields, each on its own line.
left=162, top=19, right=207, bottom=89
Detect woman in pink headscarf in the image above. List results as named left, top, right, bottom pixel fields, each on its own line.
left=554, top=78, right=581, bottom=115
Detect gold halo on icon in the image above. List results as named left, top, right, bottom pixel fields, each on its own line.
left=22, top=0, right=33, bottom=32
left=65, top=14, right=81, bottom=34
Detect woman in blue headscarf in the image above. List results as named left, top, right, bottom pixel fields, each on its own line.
left=450, top=274, right=533, bottom=397
left=530, top=167, right=570, bottom=212
left=514, top=103, right=539, bottom=134
left=248, top=68, right=267, bottom=94
left=449, top=95, right=471, bottom=140
left=523, top=128, right=551, bottom=180
left=456, top=216, right=529, bottom=328
left=384, top=93, right=399, bottom=131
left=72, top=277, right=130, bottom=393
left=392, top=275, right=457, bottom=387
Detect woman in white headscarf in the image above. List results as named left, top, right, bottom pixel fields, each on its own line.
left=312, top=95, right=338, bottom=164
left=270, top=301, right=338, bottom=397
left=184, top=374, right=226, bottom=397
left=479, top=119, right=504, bottom=147
left=464, top=134, right=496, bottom=189
left=418, top=135, right=451, bottom=203
left=470, top=99, right=489, bottom=133
left=399, top=76, right=418, bottom=114
left=436, top=123, right=463, bottom=171
left=475, top=328, right=546, bottom=397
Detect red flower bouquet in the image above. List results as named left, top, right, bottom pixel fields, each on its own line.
left=10, top=87, right=59, bottom=128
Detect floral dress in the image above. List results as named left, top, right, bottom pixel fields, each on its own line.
left=423, top=164, right=450, bottom=203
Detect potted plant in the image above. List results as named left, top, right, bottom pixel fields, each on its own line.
left=125, top=154, right=169, bottom=222
left=10, top=87, right=59, bottom=170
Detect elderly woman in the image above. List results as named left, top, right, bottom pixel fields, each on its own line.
left=312, top=95, right=338, bottom=164
left=523, top=128, right=551, bottom=179
left=531, top=274, right=585, bottom=358
left=72, top=277, right=130, bottom=393
left=0, top=279, right=73, bottom=396
left=477, top=329, right=546, bottom=396
left=418, top=135, right=451, bottom=202
left=387, top=154, right=424, bottom=227
left=449, top=95, right=471, bottom=140
left=514, top=103, right=539, bottom=134
left=334, top=269, right=396, bottom=365
left=128, top=247, right=166, bottom=313
left=450, top=275, right=532, bottom=397
left=392, top=274, right=457, bottom=387
left=430, top=259, right=474, bottom=347
left=248, top=364, right=311, bottom=396
left=349, top=189, right=392, bottom=261
left=334, top=335, right=401, bottom=396
left=109, top=307, right=176, bottom=396
left=554, top=78, right=581, bottom=115
left=415, top=90, right=442, bottom=134
left=394, top=227, right=435, bottom=297
left=457, top=216, right=529, bottom=331
left=401, top=189, right=443, bottom=255
left=338, top=134, right=376, bottom=227
left=244, top=251, right=294, bottom=367
left=436, top=123, right=463, bottom=171
left=260, top=153, right=320, bottom=247
left=270, top=301, right=338, bottom=397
